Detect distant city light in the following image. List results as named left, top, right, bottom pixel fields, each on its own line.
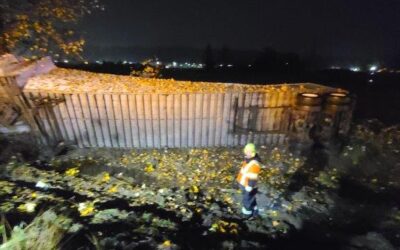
left=96, top=60, right=103, bottom=64
left=164, top=61, right=204, bottom=69
left=84, top=61, right=89, bottom=65
left=123, top=60, right=128, bottom=64
left=369, top=65, right=377, bottom=71
left=63, top=59, right=69, bottom=63
left=248, top=64, right=252, bottom=67
left=350, top=67, right=360, bottom=72
left=330, top=66, right=341, bottom=70
left=227, top=64, right=233, bottom=67
left=368, top=79, right=374, bottom=83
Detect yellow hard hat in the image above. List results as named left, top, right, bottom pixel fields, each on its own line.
left=243, top=143, right=256, bottom=157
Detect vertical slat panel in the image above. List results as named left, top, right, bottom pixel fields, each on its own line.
left=111, top=94, right=126, bottom=148
left=104, top=94, right=118, bottom=147
left=65, top=94, right=84, bottom=147
left=89, top=94, right=105, bottom=147
left=73, top=94, right=90, bottom=147
left=39, top=93, right=58, bottom=143
left=128, top=94, right=141, bottom=148
left=144, top=94, right=154, bottom=148
left=166, top=94, right=174, bottom=148
left=37, top=92, right=57, bottom=143
left=99, top=94, right=113, bottom=147
left=214, top=93, right=224, bottom=146
left=79, top=93, right=96, bottom=147
left=187, top=93, right=196, bottom=147
left=265, top=134, right=272, bottom=145
left=9, top=83, right=325, bottom=148
left=261, top=92, right=270, bottom=133
left=17, top=91, right=42, bottom=145
left=249, top=92, right=259, bottom=144
left=241, top=92, right=252, bottom=146
left=268, top=90, right=278, bottom=131
left=173, top=94, right=181, bottom=148
left=272, top=134, right=278, bottom=145
left=151, top=93, right=161, bottom=148
left=274, top=90, right=284, bottom=131
left=46, top=93, right=64, bottom=142
left=120, top=94, right=132, bottom=148
left=234, top=92, right=244, bottom=146
left=254, top=92, right=264, bottom=145
left=85, top=93, right=100, bottom=147
left=201, top=93, right=210, bottom=147
left=220, top=93, right=230, bottom=146
left=208, top=93, right=217, bottom=146
left=136, top=94, right=147, bottom=148
left=227, top=92, right=237, bottom=146
left=110, top=94, right=122, bottom=147
left=49, top=93, right=69, bottom=141
left=29, top=92, right=50, bottom=144
left=281, top=90, right=291, bottom=133
left=195, top=93, right=203, bottom=147
left=59, top=93, right=78, bottom=145
left=181, top=94, right=189, bottom=148
left=159, top=94, right=168, bottom=147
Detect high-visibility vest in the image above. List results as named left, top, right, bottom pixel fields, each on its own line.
left=236, top=160, right=261, bottom=187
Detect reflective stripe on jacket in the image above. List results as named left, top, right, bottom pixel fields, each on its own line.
left=236, top=160, right=261, bottom=187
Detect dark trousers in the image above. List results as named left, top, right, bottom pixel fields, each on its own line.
left=239, top=184, right=258, bottom=216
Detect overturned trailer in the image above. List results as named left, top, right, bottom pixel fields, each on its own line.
left=0, top=55, right=354, bottom=148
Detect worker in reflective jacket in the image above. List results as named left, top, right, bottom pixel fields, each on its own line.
left=236, top=143, right=262, bottom=218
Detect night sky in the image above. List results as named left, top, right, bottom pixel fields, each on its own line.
left=81, top=0, right=400, bottom=62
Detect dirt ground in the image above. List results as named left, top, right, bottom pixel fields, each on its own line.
left=0, top=120, right=399, bottom=249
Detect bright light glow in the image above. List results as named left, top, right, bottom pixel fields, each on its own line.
left=123, top=60, right=128, bottom=64
left=330, top=93, right=347, bottom=97
left=369, top=79, right=374, bottom=83
left=156, top=61, right=161, bottom=65
left=84, top=61, right=89, bottom=65
left=227, top=64, right=233, bottom=67
left=301, top=93, right=319, bottom=98
left=165, top=61, right=204, bottom=69
left=96, top=60, right=102, bottom=64
left=63, top=59, right=69, bottom=63
left=369, top=66, right=377, bottom=71
left=350, top=67, right=360, bottom=72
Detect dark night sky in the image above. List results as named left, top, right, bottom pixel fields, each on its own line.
left=81, top=0, right=400, bottom=62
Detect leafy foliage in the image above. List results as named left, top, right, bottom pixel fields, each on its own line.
left=130, top=59, right=162, bottom=78
left=0, top=0, right=103, bottom=58
left=0, top=210, right=71, bottom=250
